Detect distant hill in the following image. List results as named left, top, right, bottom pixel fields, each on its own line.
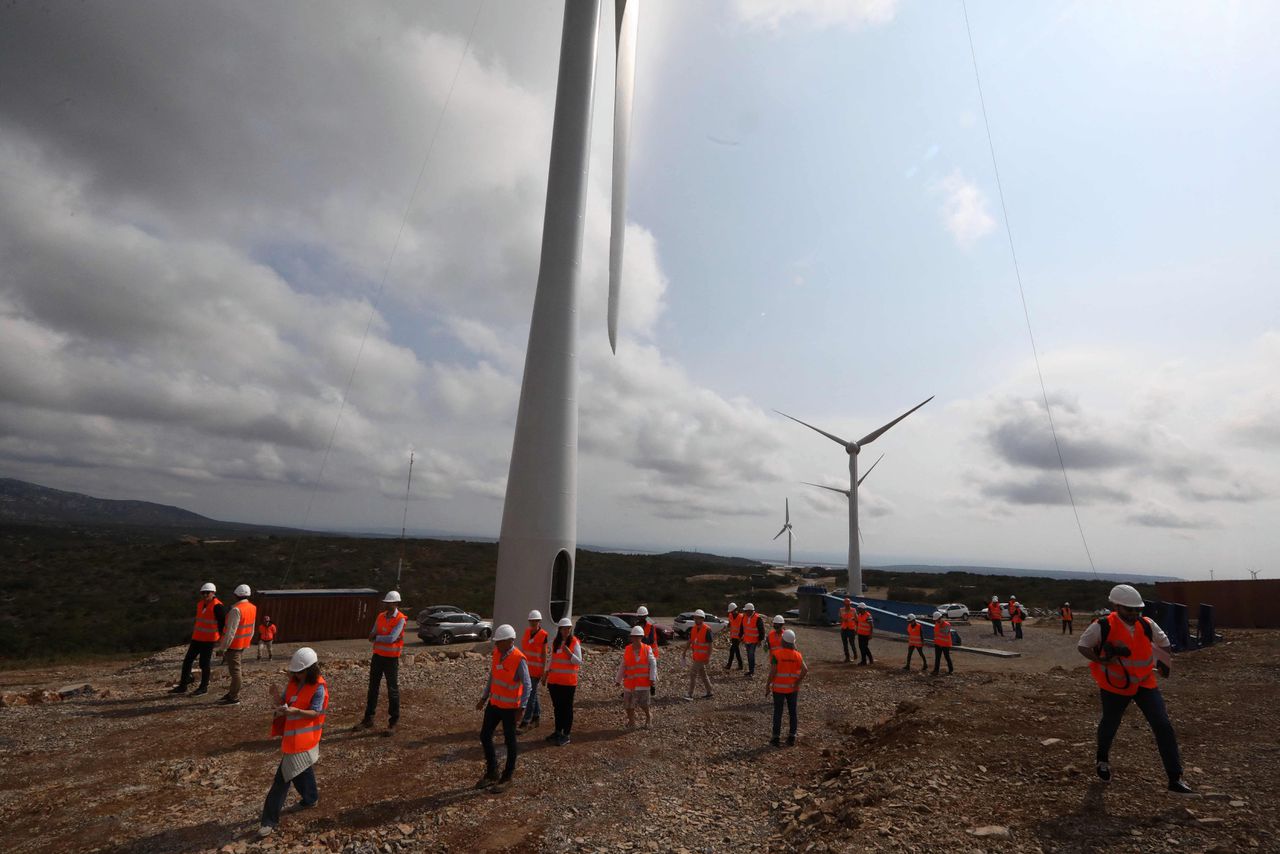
left=658, top=550, right=762, bottom=567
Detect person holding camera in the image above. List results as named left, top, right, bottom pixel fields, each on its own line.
left=1077, top=585, right=1193, bottom=794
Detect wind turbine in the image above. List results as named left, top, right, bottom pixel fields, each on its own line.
left=777, top=398, right=933, bottom=595
left=801, top=453, right=883, bottom=544
left=493, top=1, right=640, bottom=629
left=772, top=499, right=797, bottom=566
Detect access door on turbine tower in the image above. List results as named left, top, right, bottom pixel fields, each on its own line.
left=550, top=549, right=572, bottom=622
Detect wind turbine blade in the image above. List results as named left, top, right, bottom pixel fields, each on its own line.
left=607, top=0, right=639, bottom=355
left=774, top=410, right=851, bottom=448
left=857, top=396, right=934, bottom=446
left=856, top=453, right=884, bottom=486
left=801, top=481, right=850, bottom=498
left=788, top=528, right=798, bottom=543
left=772, top=526, right=787, bottom=540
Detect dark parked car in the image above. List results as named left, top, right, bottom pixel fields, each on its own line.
left=574, top=614, right=635, bottom=647
left=611, top=612, right=673, bottom=646
left=417, top=612, right=493, bottom=645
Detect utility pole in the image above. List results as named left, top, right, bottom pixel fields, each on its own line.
left=395, top=450, right=415, bottom=589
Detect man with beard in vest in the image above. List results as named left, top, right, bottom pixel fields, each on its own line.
left=724, top=603, right=744, bottom=671
left=215, top=584, right=256, bottom=705
left=475, top=624, right=531, bottom=793
left=171, top=582, right=226, bottom=696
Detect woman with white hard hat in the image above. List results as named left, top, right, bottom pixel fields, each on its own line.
left=681, top=609, right=714, bottom=701
left=518, top=609, right=549, bottom=730
left=475, top=624, right=531, bottom=793
left=931, top=611, right=954, bottom=675
left=258, top=646, right=327, bottom=838
left=766, top=613, right=786, bottom=652
left=615, top=625, right=657, bottom=729
left=543, top=617, right=582, bottom=746
left=764, top=629, right=807, bottom=747
left=1008, top=595, right=1024, bottom=640
left=737, top=603, right=765, bottom=678
left=724, top=602, right=745, bottom=671
left=171, top=581, right=226, bottom=696
left=903, top=615, right=927, bottom=672
left=356, top=590, right=406, bottom=733
left=1077, top=584, right=1192, bottom=794
left=636, top=605, right=662, bottom=660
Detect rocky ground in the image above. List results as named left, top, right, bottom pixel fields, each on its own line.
left=1, top=619, right=1276, bottom=854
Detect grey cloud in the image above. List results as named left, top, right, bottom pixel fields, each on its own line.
left=1186, top=480, right=1268, bottom=503
left=986, top=398, right=1144, bottom=472
left=1126, top=502, right=1218, bottom=530
left=979, top=473, right=1132, bottom=507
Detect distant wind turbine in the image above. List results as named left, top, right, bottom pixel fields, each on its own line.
left=777, top=398, right=933, bottom=595
left=772, top=498, right=796, bottom=565
left=801, top=453, right=883, bottom=544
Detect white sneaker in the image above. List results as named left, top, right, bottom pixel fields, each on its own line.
left=257, top=826, right=275, bottom=839
left=682, top=694, right=693, bottom=702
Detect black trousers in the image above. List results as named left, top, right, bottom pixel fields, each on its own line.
left=1012, top=621, right=1023, bottom=639
left=548, top=683, right=576, bottom=735
left=179, top=640, right=215, bottom=689
left=857, top=635, right=873, bottom=664
left=726, top=639, right=743, bottom=669
left=991, top=619, right=1004, bottom=636
left=771, top=691, right=798, bottom=739
left=1097, top=687, right=1182, bottom=782
left=840, top=629, right=856, bottom=659
left=1062, top=620, right=1073, bottom=634
left=480, top=704, right=519, bottom=777
left=933, top=647, right=953, bottom=673
left=260, top=763, right=317, bottom=827
left=364, top=654, right=400, bottom=722
left=906, top=646, right=928, bottom=668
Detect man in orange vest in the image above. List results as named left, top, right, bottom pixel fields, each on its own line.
left=615, top=625, right=657, bottom=729
left=681, top=609, right=714, bottom=701
left=475, top=624, right=530, bottom=793
left=543, top=618, right=582, bottom=746
left=1078, top=585, right=1191, bottom=793
left=172, top=582, right=225, bottom=696
left=931, top=611, right=954, bottom=675
left=1061, top=602, right=1073, bottom=635
left=258, top=646, right=327, bottom=838
left=839, top=597, right=858, bottom=662
left=764, top=629, right=808, bottom=747
left=356, top=591, right=405, bottom=733
left=987, top=596, right=1004, bottom=636
left=724, top=602, right=744, bottom=671
left=854, top=603, right=875, bottom=665
left=518, top=610, right=549, bottom=730
left=256, top=616, right=277, bottom=660
left=1009, top=595, right=1024, bottom=640
left=765, top=614, right=786, bottom=651
left=738, top=603, right=765, bottom=678
left=215, top=584, right=256, bottom=705
left=903, top=614, right=927, bottom=672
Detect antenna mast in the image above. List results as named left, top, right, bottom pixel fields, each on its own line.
left=395, top=450, right=415, bottom=589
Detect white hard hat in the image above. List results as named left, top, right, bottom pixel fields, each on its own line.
left=856, top=602, right=867, bottom=610
left=234, top=584, right=251, bottom=598
left=1064, top=602, right=1070, bottom=606
left=527, top=609, right=542, bottom=621
left=932, top=611, right=943, bottom=620
left=630, top=625, right=644, bottom=636
left=907, top=614, right=917, bottom=621
left=288, top=647, right=317, bottom=672
left=991, top=596, right=998, bottom=602
left=557, top=617, right=573, bottom=628
left=1010, top=595, right=1017, bottom=600
left=772, top=614, right=785, bottom=625
left=728, top=603, right=738, bottom=611
left=744, top=603, right=756, bottom=611
left=200, top=582, right=217, bottom=593
left=636, top=605, right=650, bottom=617
left=781, top=629, right=796, bottom=644
left=383, top=591, right=401, bottom=603
left=1109, top=584, right=1144, bottom=608
left=693, top=609, right=706, bottom=618
left=493, top=624, right=516, bottom=642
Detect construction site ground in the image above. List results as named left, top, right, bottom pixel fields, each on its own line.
left=2, top=618, right=1276, bottom=854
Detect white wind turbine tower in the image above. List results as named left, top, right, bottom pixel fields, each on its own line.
left=801, top=453, right=883, bottom=544
left=777, top=398, right=933, bottom=595
left=493, top=0, right=641, bottom=628
left=772, top=498, right=797, bottom=566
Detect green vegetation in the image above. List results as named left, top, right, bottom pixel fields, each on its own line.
left=865, top=568, right=1156, bottom=612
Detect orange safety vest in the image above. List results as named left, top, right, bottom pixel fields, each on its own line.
left=766, top=628, right=784, bottom=650
left=855, top=611, right=873, bottom=637
left=229, top=600, right=257, bottom=650
left=622, top=643, right=653, bottom=690
left=741, top=614, right=761, bottom=644
left=372, top=610, right=406, bottom=658
left=521, top=626, right=549, bottom=677
left=1062, top=607, right=1073, bottom=621
left=770, top=647, right=804, bottom=694
left=272, top=676, right=328, bottom=755
left=688, top=623, right=711, bottom=663
left=987, top=602, right=1002, bottom=621
left=839, top=607, right=857, bottom=630
left=641, top=621, right=661, bottom=658
left=1089, top=613, right=1156, bottom=697
left=546, top=636, right=582, bottom=686
left=488, top=647, right=528, bottom=709
left=907, top=623, right=923, bottom=648
left=934, top=620, right=953, bottom=648
left=259, top=623, right=277, bottom=642
left=1010, top=603, right=1023, bottom=624
left=192, top=597, right=222, bottom=643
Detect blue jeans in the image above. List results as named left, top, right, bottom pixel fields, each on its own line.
left=745, top=643, right=758, bottom=674
left=261, top=763, right=317, bottom=827
left=1097, top=687, right=1182, bottom=782
left=771, top=691, right=798, bottom=739
left=523, top=681, right=542, bottom=723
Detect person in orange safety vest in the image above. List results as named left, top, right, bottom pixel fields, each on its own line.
left=475, top=624, right=531, bottom=793
left=1061, top=602, right=1074, bottom=635
left=257, top=616, right=277, bottom=661
left=903, top=614, right=927, bottom=672
left=171, top=582, right=226, bottom=696
left=765, top=629, right=808, bottom=747
left=519, top=610, right=549, bottom=730
left=931, top=612, right=954, bottom=675
left=257, top=646, right=327, bottom=838
left=987, top=596, right=1005, bottom=637
left=737, top=603, right=765, bottom=678
left=215, top=584, right=256, bottom=705
left=681, top=609, right=714, bottom=701
left=543, top=617, right=582, bottom=746
left=1008, top=595, right=1024, bottom=640
left=616, top=625, right=657, bottom=729
left=724, top=603, right=745, bottom=671
left=839, top=597, right=858, bottom=662
left=356, top=591, right=405, bottom=733
left=854, top=603, right=875, bottom=665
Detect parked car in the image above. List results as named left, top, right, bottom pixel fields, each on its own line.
left=611, top=612, right=674, bottom=646
left=671, top=612, right=730, bottom=638
left=934, top=603, right=970, bottom=621
left=574, top=614, right=636, bottom=647
left=417, top=604, right=481, bottom=622
left=784, top=608, right=800, bottom=620
left=972, top=603, right=1011, bottom=620
left=417, top=612, right=492, bottom=645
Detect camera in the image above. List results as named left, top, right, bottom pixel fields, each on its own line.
left=1101, top=641, right=1131, bottom=659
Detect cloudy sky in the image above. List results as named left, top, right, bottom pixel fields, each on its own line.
left=2, top=1, right=1277, bottom=579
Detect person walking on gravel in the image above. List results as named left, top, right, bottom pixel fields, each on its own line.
left=355, top=591, right=405, bottom=733
left=256, top=616, right=277, bottom=661
left=987, top=596, right=1004, bottom=637
left=765, top=629, right=807, bottom=747
left=172, top=582, right=225, bottom=696
left=257, top=646, right=327, bottom=839
left=839, top=597, right=858, bottom=662
left=616, top=625, right=657, bottom=729
left=544, top=618, right=582, bottom=746
left=738, top=603, right=765, bottom=678
left=855, top=603, right=875, bottom=665
left=903, top=615, right=928, bottom=672
left=475, top=624, right=530, bottom=793
left=766, top=614, right=786, bottom=651
left=215, top=584, right=256, bottom=705
left=1078, top=584, right=1193, bottom=794
left=682, top=609, right=714, bottom=700
left=1061, top=602, right=1074, bottom=635
left=931, top=611, right=954, bottom=675
left=519, top=610, right=549, bottom=731
left=1009, top=596, right=1024, bottom=640
left=724, top=603, right=744, bottom=671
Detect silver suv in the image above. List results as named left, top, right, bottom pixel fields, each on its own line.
left=417, top=612, right=493, bottom=645
left=671, top=612, right=730, bottom=638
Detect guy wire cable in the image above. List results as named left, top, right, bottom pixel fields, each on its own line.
left=961, top=0, right=1099, bottom=577
left=282, top=1, right=486, bottom=585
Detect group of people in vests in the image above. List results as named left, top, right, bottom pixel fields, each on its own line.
left=171, top=582, right=267, bottom=705
left=985, top=594, right=1026, bottom=638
